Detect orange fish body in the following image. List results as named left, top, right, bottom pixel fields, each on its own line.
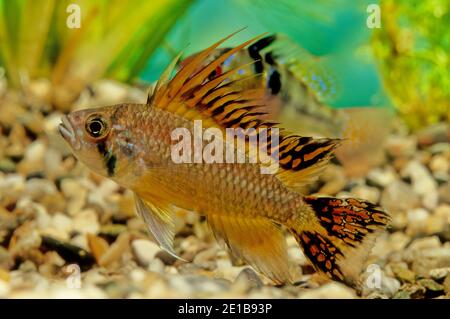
left=59, top=32, right=389, bottom=286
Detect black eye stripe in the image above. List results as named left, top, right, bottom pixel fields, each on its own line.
left=97, top=142, right=116, bottom=177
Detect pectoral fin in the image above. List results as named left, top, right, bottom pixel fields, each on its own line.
left=134, top=194, right=186, bottom=261
left=207, top=213, right=291, bottom=284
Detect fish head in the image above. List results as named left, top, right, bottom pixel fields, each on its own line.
left=59, top=105, right=125, bottom=177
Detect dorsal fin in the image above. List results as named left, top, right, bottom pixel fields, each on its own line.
left=275, top=136, right=340, bottom=191
left=150, top=31, right=271, bottom=130
left=150, top=32, right=341, bottom=187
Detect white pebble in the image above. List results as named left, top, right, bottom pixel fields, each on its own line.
left=52, top=213, right=74, bottom=235
left=72, top=209, right=100, bottom=234
left=0, top=279, right=10, bottom=297
left=131, top=239, right=161, bottom=267
left=299, top=282, right=356, bottom=299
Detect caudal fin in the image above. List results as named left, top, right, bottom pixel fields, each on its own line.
left=289, top=196, right=390, bottom=286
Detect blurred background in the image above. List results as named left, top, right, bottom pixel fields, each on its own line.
left=0, top=0, right=449, bottom=299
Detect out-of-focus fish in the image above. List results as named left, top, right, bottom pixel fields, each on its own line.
left=180, top=34, right=393, bottom=177
left=59, top=32, right=389, bottom=285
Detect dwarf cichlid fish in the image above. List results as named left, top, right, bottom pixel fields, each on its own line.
left=59, top=32, right=390, bottom=285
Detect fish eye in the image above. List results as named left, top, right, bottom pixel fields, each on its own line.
left=86, top=115, right=108, bottom=138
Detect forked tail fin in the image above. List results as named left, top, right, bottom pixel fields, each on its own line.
left=288, top=196, right=390, bottom=286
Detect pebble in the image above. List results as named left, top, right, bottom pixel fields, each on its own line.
left=444, top=275, right=450, bottom=294
left=33, top=202, right=52, bottom=230
left=371, top=232, right=410, bottom=258
left=61, top=179, right=87, bottom=216
left=0, top=159, right=16, bottom=173
left=25, top=78, right=52, bottom=107
left=233, top=268, right=264, bottom=290
left=0, top=174, right=25, bottom=196
left=429, top=155, right=448, bottom=176
left=131, top=239, right=161, bottom=268
left=99, top=224, right=127, bottom=238
left=0, top=279, right=10, bottom=297
left=406, top=208, right=429, bottom=234
left=17, top=140, right=46, bottom=175
left=91, top=80, right=130, bottom=105
left=390, top=263, right=416, bottom=283
left=99, top=232, right=130, bottom=267
left=379, top=275, right=402, bottom=297
left=408, top=236, right=441, bottom=251
left=9, top=222, right=42, bottom=258
left=366, top=167, right=397, bottom=188
left=416, top=123, right=449, bottom=146
left=438, top=183, right=450, bottom=204
left=51, top=213, right=74, bottom=236
left=0, top=246, right=13, bottom=270
left=72, top=209, right=100, bottom=234
left=410, top=247, right=450, bottom=277
left=417, top=278, right=444, bottom=292
left=318, top=165, right=346, bottom=195
left=299, top=282, right=356, bottom=299
left=429, top=268, right=450, bottom=281
left=351, top=185, right=380, bottom=203
left=393, top=284, right=426, bottom=299
left=385, top=135, right=417, bottom=157
left=193, top=247, right=218, bottom=270
left=44, top=148, right=63, bottom=179
left=87, top=234, right=109, bottom=264
left=380, top=180, right=420, bottom=214
left=148, top=258, right=165, bottom=274
left=24, top=179, right=57, bottom=200
left=70, top=234, right=89, bottom=251
left=435, top=204, right=450, bottom=222
left=20, top=111, right=45, bottom=135
left=401, top=161, right=438, bottom=209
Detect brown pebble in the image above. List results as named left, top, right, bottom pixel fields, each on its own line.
left=418, top=278, right=444, bottom=292
left=87, top=234, right=110, bottom=264
left=99, top=232, right=130, bottom=267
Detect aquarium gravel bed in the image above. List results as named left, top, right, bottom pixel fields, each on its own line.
left=0, top=79, right=449, bottom=299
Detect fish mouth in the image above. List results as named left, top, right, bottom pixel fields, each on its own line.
left=58, top=115, right=78, bottom=149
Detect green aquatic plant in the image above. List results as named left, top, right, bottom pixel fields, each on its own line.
left=372, top=0, right=450, bottom=130
left=0, top=0, right=192, bottom=110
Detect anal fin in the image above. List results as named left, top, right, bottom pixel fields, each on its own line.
left=207, top=213, right=291, bottom=284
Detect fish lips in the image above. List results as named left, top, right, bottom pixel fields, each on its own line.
left=58, top=115, right=80, bottom=150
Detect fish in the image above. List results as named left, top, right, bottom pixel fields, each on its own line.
left=59, top=31, right=390, bottom=286
left=180, top=34, right=393, bottom=177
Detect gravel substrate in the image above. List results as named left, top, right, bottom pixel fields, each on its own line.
left=0, top=78, right=449, bottom=298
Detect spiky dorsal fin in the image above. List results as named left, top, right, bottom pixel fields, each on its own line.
left=149, top=30, right=272, bottom=130
left=275, top=136, right=340, bottom=191
left=150, top=31, right=340, bottom=188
